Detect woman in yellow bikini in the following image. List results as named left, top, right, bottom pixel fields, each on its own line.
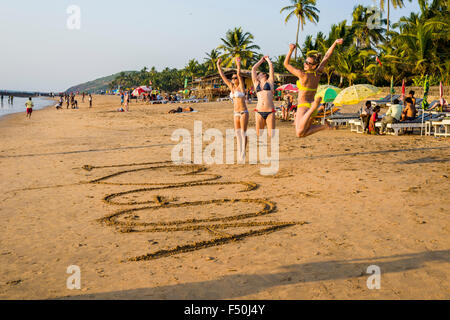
left=284, top=39, right=343, bottom=138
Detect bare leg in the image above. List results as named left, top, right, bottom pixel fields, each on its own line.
left=240, top=112, right=249, bottom=150
left=295, top=97, right=323, bottom=138
left=255, top=112, right=266, bottom=137
left=266, top=113, right=276, bottom=137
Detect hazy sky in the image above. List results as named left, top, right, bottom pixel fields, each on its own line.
left=0, top=0, right=420, bottom=92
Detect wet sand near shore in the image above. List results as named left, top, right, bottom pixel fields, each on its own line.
left=0, top=95, right=448, bottom=299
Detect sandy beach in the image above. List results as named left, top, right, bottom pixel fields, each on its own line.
left=0, top=95, right=448, bottom=300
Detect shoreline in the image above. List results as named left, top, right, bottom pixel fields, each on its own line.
left=0, top=97, right=56, bottom=122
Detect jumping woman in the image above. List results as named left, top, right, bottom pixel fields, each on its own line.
left=217, top=56, right=249, bottom=162
left=284, top=39, right=343, bottom=138
left=252, top=56, right=276, bottom=137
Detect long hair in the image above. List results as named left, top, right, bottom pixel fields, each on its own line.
left=307, top=53, right=323, bottom=69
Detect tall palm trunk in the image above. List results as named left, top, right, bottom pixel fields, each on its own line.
left=387, top=0, right=390, bottom=33
left=295, top=17, right=301, bottom=60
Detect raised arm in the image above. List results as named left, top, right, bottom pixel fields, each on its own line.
left=252, top=56, right=266, bottom=85
left=317, top=39, right=343, bottom=72
left=217, top=58, right=232, bottom=89
left=235, top=57, right=245, bottom=92
left=265, top=56, right=275, bottom=83
left=284, top=44, right=303, bottom=78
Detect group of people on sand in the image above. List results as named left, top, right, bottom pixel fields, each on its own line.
left=216, top=39, right=344, bottom=160
left=360, top=91, right=419, bottom=135
left=56, top=93, right=92, bottom=110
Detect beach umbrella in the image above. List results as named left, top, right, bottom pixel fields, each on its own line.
left=400, top=79, right=406, bottom=101
left=421, top=75, right=430, bottom=136
left=440, top=82, right=447, bottom=109
left=333, top=84, right=381, bottom=106
left=276, top=84, right=298, bottom=92
left=390, top=76, right=395, bottom=103
left=132, top=86, right=152, bottom=97
left=316, top=86, right=341, bottom=102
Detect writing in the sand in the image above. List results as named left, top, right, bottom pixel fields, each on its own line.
left=184, top=304, right=265, bottom=317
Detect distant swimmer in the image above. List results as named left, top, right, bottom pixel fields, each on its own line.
left=25, top=97, right=34, bottom=119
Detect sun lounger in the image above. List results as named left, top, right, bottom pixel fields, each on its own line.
left=327, top=113, right=360, bottom=127
left=372, top=94, right=401, bottom=106
left=375, top=114, right=443, bottom=135
left=425, top=118, right=450, bottom=137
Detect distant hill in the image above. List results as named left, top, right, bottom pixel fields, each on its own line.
left=66, top=71, right=133, bottom=93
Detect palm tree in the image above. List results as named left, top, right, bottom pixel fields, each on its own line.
left=351, top=5, right=385, bottom=49
left=390, top=14, right=448, bottom=78
left=217, top=27, right=260, bottom=69
left=184, top=59, right=201, bottom=82
left=335, top=46, right=360, bottom=86
left=204, top=49, right=221, bottom=74
left=273, top=55, right=287, bottom=73
left=280, top=0, right=320, bottom=60
left=379, top=0, right=412, bottom=33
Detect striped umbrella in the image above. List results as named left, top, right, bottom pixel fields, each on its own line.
left=276, top=83, right=298, bottom=92
left=390, top=76, right=395, bottom=103
left=440, top=82, right=447, bottom=109
left=333, top=84, right=381, bottom=106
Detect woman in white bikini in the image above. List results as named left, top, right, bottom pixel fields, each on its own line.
left=252, top=55, right=276, bottom=137
left=217, top=56, right=249, bottom=162
left=284, top=39, right=343, bottom=138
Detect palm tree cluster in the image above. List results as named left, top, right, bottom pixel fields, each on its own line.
left=110, top=0, right=448, bottom=92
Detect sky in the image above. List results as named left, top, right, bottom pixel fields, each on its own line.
left=0, top=0, right=421, bottom=92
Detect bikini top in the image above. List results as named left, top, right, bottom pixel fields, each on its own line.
left=230, top=91, right=246, bottom=99
left=297, top=71, right=322, bottom=92
left=256, top=82, right=272, bottom=93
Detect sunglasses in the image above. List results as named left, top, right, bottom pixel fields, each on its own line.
left=305, top=61, right=317, bottom=66
left=232, top=77, right=238, bottom=80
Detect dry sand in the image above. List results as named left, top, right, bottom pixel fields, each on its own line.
left=0, top=95, right=449, bottom=300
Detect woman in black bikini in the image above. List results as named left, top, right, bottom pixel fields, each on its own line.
left=217, top=56, right=249, bottom=162
left=252, top=56, right=276, bottom=137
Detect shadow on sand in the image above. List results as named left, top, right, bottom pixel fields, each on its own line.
left=60, top=250, right=449, bottom=300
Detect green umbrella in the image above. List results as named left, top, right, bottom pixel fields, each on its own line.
left=323, top=88, right=339, bottom=103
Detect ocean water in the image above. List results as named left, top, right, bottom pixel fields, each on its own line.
left=0, top=96, right=54, bottom=119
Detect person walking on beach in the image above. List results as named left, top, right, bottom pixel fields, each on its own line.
left=124, top=92, right=129, bottom=111
left=282, top=92, right=293, bottom=121
left=284, top=39, right=343, bottom=138
left=217, top=56, right=249, bottom=163
left=25, top=97, right=34, bottom=119
left=89, top=94, right=93, bottom=108
left=252, top=55, right=277, bottom=137
left=82, top=92, right=85, bottom=103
